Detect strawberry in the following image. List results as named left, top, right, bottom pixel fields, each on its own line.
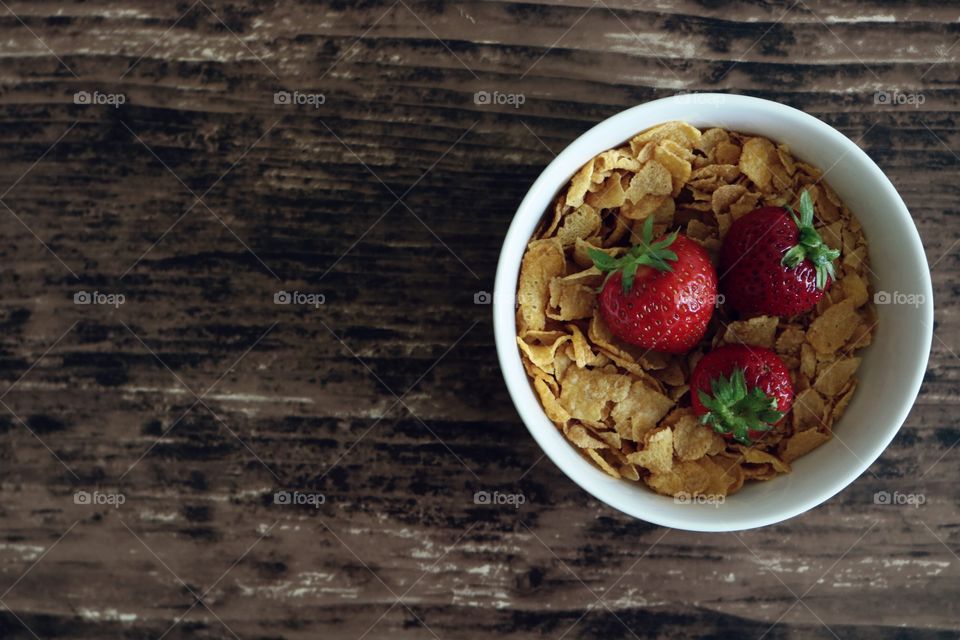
left=719, top=191, right=840, bottom=316
left=588, top=217, right=717, bottom=354
left=690, top=344, right=794, bottom=445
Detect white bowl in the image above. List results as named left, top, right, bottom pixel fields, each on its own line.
left=494, top=93, right=932, bottom=532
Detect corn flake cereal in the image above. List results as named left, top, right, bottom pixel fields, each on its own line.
left=516, top=121, right=875, bottom=499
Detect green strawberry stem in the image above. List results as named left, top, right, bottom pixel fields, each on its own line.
left=697, top=368, right=784, bottom=445
left=781, top=190, right=841, bottom=290
left=587, top=217, right=678, bottom=294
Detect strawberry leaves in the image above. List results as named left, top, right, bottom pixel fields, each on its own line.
left=781, top=190, right=841, bottom=290
left=696, top=367, right=784, bottom=445
left=588, top=217, right=679, bottom=294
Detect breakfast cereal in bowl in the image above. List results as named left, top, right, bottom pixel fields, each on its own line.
left=516, top=121, right=876, bottom=500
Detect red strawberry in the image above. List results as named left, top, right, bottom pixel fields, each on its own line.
left=690, top=344, right=794, bottom=445
left=589, top=217, right=717, bottom=354
left=719, top=191, right=840, bottom=316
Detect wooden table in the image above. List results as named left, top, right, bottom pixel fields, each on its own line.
left=0, top=2, right=956, bottom=638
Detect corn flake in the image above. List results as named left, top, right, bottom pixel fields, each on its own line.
left=808, top=299, right=860, bottom=354
left=628, top=427, right=674, bottom=474
left=517, top=238, right=565, bottom=331
left=559, top=366, right=631, bottom=422
left=723, top=316, right=779, bottom=349
left=673, top=411, right=724, bottom=461
left=781, top=429, right=831, bottom=463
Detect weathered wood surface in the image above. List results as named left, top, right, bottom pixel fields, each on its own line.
left=0, top=1, right=956, bottom=638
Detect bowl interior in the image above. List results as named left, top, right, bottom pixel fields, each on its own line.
left=494, top=94, right=932, bottom=531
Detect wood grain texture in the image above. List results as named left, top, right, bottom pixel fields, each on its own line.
left=0, top=1, right=957, bottom=638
